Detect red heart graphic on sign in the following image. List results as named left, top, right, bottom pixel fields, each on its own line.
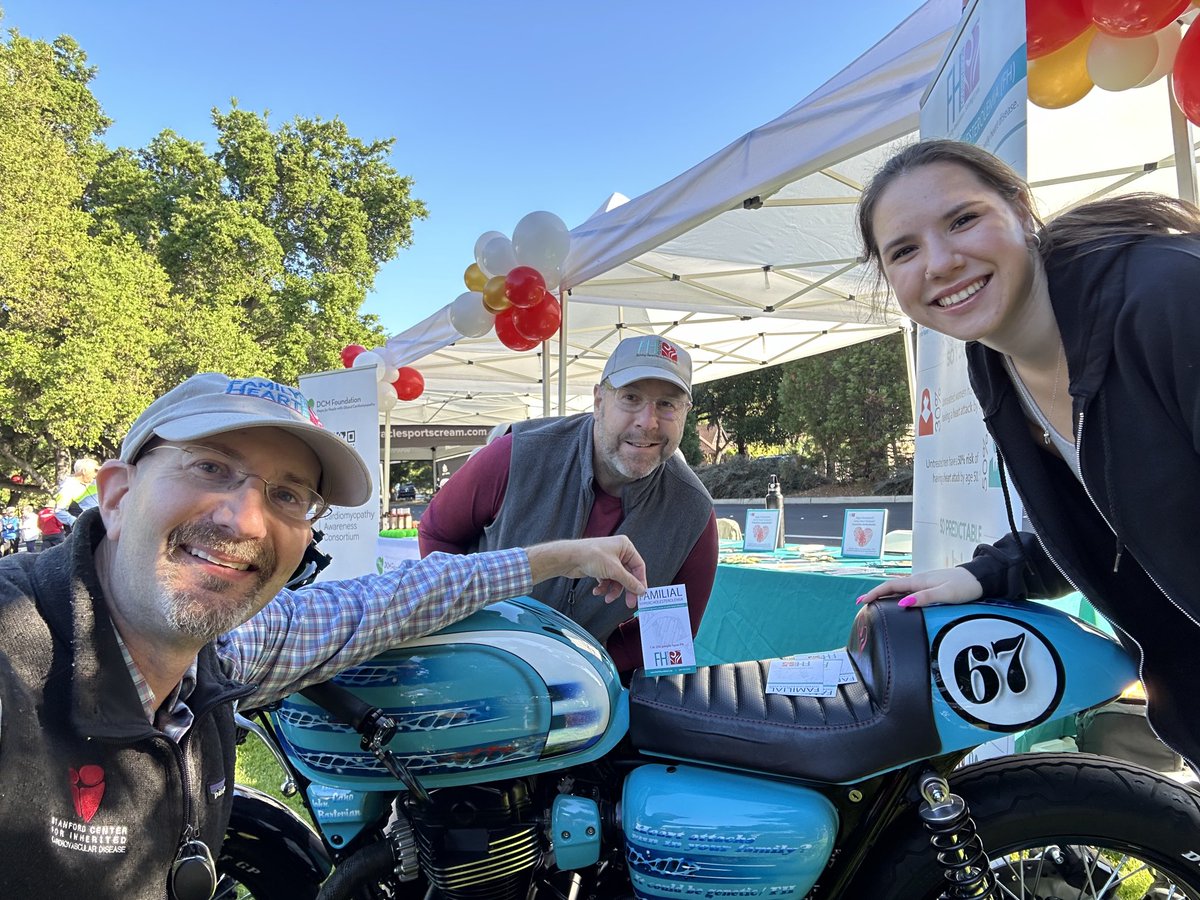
left=753, top=524, right=767, bottom=542
left=854, top=526, right=873, bottom=547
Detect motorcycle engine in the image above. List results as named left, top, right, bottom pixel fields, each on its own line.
left=409, top=781, right=543, bottom=900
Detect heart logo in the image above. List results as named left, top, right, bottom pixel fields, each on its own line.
left=854, top=526, right=873, bottom=547
left=753, top=524, right=768, bottom=542
left=70, top=765, right=105, bottom=823
left=669, top=650, right=683, bottom=665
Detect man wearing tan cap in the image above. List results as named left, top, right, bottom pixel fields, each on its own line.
left=420, top=335, right=718, bottom=673
left=0, top=372, right=646, bottom=897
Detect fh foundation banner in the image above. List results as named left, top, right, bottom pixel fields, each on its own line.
left=913, top=0, right=1027, bottom=570
left=299, top=366, right=381, bottom=581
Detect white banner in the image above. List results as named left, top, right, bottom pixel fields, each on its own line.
left=913, top=0, right=1027, bottom=570
left=299, top=366, right=380, bottom=581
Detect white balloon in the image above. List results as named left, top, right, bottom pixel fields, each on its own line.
left=541, top=265, right=563, bottom=293
left=449, top=291, right=496, bottom=337
left=474, top=230, right=506, bottom=270
left=1137, top=21, right=1182, bottom=88
left=1087, top=31, right=1158, bottom=92
left=383, top=365, right=399, bottom=385
left=480, top=235, right=518, bottom=278
left=377, top=381, right=398, bottom=412
left=353, top=350, right=389, bottom=382
left=512, top=211, right=572, bottom=279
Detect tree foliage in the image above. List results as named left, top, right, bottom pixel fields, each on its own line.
left=0, top=23, right=428, bottom=490
left=691, top=367, right=785, bottom=457
left=777, top=334, right=912, bottom=480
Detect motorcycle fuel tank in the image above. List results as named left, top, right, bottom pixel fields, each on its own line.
left=273, top=598, right=629, bottom=790
left=622, top=764, right=838, bottom=900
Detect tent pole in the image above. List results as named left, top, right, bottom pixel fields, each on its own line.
left=900, top=320, right=918, bottom=425
left=1169, top=78, right=1198, bottom=205
left=542, top=339, right=551, bottom=417
left=558, top=288, right=568, bottom=415
left=382, top=406, right=392, bottom=521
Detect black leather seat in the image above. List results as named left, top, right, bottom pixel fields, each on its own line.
left=627, top=600, right=942, bottom=784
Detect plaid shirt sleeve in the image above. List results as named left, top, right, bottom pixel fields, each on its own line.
left=216, top=548, right=532, bottom=707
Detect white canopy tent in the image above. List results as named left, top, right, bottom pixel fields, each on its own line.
left=382, top=0, right=1196, bottom=426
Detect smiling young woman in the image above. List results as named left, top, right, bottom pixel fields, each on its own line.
left=854, top=138, right=1200, bottom=771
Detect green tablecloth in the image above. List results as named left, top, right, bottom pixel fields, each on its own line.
left=695, top=545, right=1111, bottom=667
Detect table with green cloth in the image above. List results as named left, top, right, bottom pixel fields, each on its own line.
left=694, top=542, right=1110, bottom=667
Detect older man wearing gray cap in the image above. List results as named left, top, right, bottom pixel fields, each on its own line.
left=0, top=372, right=646, bottom=898
left=420, top=335, right=718, bottom=673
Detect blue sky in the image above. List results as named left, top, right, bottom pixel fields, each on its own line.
left=5, top=2, right=923, bottom=335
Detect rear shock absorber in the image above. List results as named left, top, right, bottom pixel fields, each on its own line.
left=917, top=771, right=996, bottom=899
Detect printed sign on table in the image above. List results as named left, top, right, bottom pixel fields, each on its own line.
left=766, top=649, right=860, bottom=697
left=639, top=584, right=697, bottom=676
left=841, top=508, right=887, bottom=559
left=743, top=509, right=781, bottom=552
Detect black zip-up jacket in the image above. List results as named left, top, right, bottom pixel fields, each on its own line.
left=0, top=509, right=255, bottom=897
left=960, top=233, right=1200, bottom=766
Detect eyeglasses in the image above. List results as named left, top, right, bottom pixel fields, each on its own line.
left=602, top=382, right=691, bottom=422
left=140, top=444, right=329, bottom=523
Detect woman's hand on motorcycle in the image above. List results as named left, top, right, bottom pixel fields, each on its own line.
left=856, top=566, right=983, bottom=610
left=526, top=536, right=648, bottom=608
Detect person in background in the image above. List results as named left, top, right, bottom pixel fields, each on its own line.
left=0, top=508, right=18, bottom=556
left=53, top=456, right=101, bottom=531
left=420, top=335, right=718, bottom=673
left=0, top=371, right=648, bottom=895
left=19, top=505, right=39, bottom=553
left=854, top=138, right=1200, bottom=768
left=36, top=504, right=65, bottom=548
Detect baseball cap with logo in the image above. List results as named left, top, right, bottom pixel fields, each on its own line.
left=600, top=336, right=692, bottom=398
left=120, top=373, right=372, bottom=507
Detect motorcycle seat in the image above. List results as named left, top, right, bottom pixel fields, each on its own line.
left=627, top=599, right=941, bottom=783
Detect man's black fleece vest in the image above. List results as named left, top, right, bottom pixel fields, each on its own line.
left=0, top=509, right=253, bottom=898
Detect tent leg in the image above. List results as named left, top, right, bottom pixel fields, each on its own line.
left=382, top=407, right=392, bottom=520
left=558, top=289, right=568, bottom=416
left=1169, top=77, right=1198, bottom=205
left=901, top=320, right=918, bottom=425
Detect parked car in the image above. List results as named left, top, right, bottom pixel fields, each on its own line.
left=395, top=483, right=417, bottom=501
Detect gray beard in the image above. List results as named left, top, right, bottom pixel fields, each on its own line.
left=159, top=521, right=278, bottom=640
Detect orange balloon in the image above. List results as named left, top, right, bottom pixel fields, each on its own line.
left=464, top=262, right=487, bottom=292
left=1028, top=27, right=1095, bottom=109
left=482, top=274, right=511, bottom=313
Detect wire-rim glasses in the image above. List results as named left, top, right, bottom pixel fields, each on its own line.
left=140, top=444, right=329, bottom=523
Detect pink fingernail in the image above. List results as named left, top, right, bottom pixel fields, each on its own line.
left=897, top=595, right=916, bottom=608
left=855, top=595, right=867, bottom=605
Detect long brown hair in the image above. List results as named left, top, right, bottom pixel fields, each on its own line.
left=856, top=138, right=1200, bottom=308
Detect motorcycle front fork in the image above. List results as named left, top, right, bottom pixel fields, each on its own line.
left=917, top=771, right=997, bottom=899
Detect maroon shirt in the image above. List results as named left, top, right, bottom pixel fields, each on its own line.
left=419, top=433, right=718, bottom=672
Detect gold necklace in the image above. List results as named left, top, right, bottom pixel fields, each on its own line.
left=1043, top=350, right=1065, bottom=446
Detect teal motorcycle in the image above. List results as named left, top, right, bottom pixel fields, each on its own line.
left=217, top=597, right=1200, bottom=900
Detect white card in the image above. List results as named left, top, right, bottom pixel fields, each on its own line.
left=638, top=584, right=697, bottom=676
left=841, top=508, right=888, bottom=558
left=766, top=649, right=859, bottom=696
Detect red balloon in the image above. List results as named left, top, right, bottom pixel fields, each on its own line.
left=495, top=308, right=541, bottom=351
left=504, top=266, right=547, bottom=308
left=1085, top=0, right=1188, bottom=36
left=1173, top=22, right=1200, bottom=126
left=512, top=295, right=562, bottom=342
left=1027, top=0, right=1091, bottom=59
left=340, top=344, right=367, bottom=368
left=391, top=367, right=425, bottom=401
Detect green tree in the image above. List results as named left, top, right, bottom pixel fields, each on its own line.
left=777, top=333, right=912, bottom=480
left=0, top=29, right=170, bottom=484
left=679, top=411, right=702, bottom=466
left=87, top=103, right=429, bottom=383
left=691, top=367, right=785, bottom=457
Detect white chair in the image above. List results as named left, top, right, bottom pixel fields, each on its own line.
left=716, top=517, right=743, bottom=541
left=883, top=529, right=912, bottom=554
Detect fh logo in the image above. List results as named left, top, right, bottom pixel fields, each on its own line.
left=918, top=389, right=936, bottom=436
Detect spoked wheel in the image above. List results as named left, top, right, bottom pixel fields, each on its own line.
left=853, top=753, right=1200, bottom=899
left=986, top=842, right=1197, bottom=899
